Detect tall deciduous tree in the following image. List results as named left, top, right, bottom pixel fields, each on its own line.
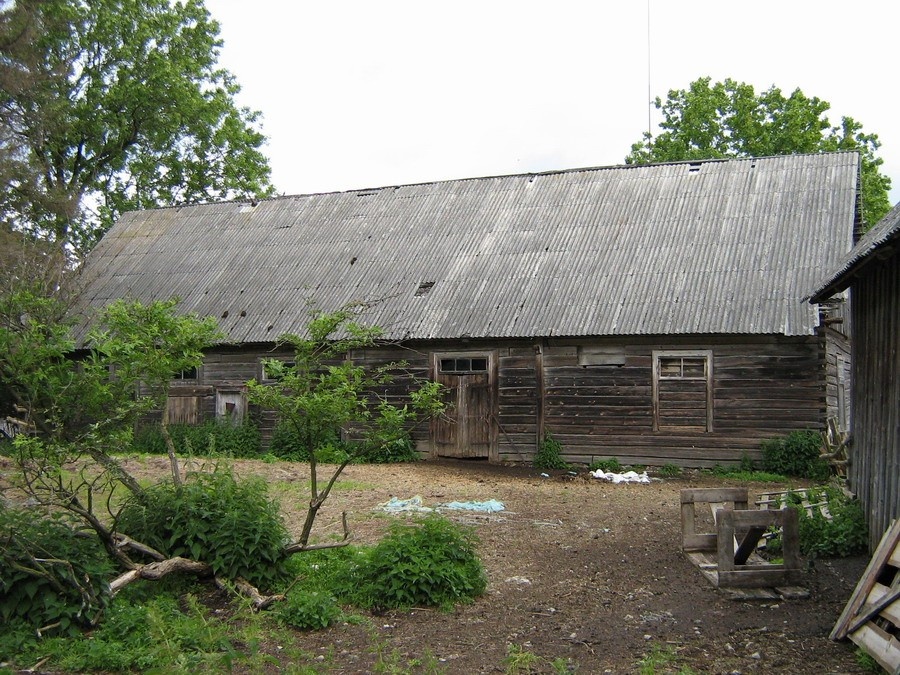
left=626, top=77, right=891, bottom=228
left=0, top=0, right=274, bottom=256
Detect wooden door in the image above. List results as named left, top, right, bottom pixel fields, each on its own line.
left=432, top=354, right=493, bottom=458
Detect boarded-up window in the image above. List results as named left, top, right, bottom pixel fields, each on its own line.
left=216, top=388, right=247, bottom=425
left=652, top=351, right=713, bottom=432
left=578, top=346, right=626, bottom=367
left=166, top=395, right=200, bottom=425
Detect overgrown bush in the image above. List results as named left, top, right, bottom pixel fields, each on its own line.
left=0, top=508, right=114, bottom=637
left=534, top=434, right=568, bottom=470
left=761, top=430, right=830, bottom=480
left=268, top=422, right=320, bottom=461
left=796, top=486, right=868, bottom=557
left=133, top=420, right=261, bottom=458
left=348, top=515, right=487, bottom=611
left=116, top=467, right=289, bottom=590
left=589, top=457, right=622, bottom=473
left=39, top=593, right=233, bottom=672
left=274, top=590, right=341, bottom=630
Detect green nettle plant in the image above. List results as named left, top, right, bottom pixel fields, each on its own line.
left=761, top=430, right=831, bottom=480
left=247, top=304, right=445, bottom=550
left=116, top=467, right=290, bottom=590
left=534, top=433, right=568, bottom=470
left=347, top=515, right=487, bottom=612
left=0, top=507, right=115, bottom=636
left=132, top=420, right=262, bottom=458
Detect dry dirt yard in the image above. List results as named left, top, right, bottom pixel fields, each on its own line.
left=122, top=456, right=870, bottom=674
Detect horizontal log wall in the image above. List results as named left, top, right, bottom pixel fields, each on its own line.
left=849, top=247, right=900, bottom=550
left=185, top=332, right=829, bottom=469
left=539, top=335, right=827, bottom=468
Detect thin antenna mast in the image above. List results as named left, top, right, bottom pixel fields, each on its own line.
left=647, top=0, right=652, bottom=139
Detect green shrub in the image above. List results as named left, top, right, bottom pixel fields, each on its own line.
left=275, top=590, right=341, bottom=630
left=534, top=434, right=568, bottom=470
left=739, top=453, right=756, bottom=472
left=761, top=430, right=830, bottom=480
left=133, top=420, right=261, bottom=458
left=349, top=515, right=486, bottom=611
left=589, top=457, right=622, bottom=473
left=361, top=436, right=419, bottom=464
left=267, top=422, right=312, bottom=461
left=361, top=400, right=421, bottom=464
left=116, top=467, right=289, bottom=590
left=796, top=487, right=868, bottom=557
left=44, top=593, right=234, bottom=672
left=658, top=464, right=682, bottom=478
left=0, top=508, right=114, bottom=637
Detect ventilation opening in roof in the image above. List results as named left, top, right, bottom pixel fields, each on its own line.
left=415, top=281, right=435, bottom=297
left=688, top=163, right=702, bottom=173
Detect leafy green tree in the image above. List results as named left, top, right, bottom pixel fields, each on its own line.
left=0, top=0, right=274, bottom=256
left=248, top=304, right=445, bottom=550
left=1, top=294, right=222, bottom=567
left=627, top=77, right=891, bottom=228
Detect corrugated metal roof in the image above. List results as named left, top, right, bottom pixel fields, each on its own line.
left=809, top=200, right=900, bottom=301
left=71, top=153, right=859, bottom=344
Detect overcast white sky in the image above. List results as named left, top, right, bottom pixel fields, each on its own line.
left=205, top=0, right=900, bottom=206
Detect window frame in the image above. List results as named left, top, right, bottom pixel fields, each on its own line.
left=259, top=358, right=296, bottom=382
left=438, top=355, right=490, bottom=375
left=651, top=349, right=713, bottom=432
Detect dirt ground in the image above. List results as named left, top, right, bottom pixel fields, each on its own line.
left=110, top=456, right=871, bottom=675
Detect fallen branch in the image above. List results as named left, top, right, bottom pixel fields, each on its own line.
left=109, top=557, right=213, bottom=595
left=113, top=533, right=166, bottom=561
left=215, top=576, right=284, bottom=611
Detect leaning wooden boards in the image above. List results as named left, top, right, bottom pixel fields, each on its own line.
left=832, top=519, right=900, bottom=675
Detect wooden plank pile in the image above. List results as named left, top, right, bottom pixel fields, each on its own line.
left=832, top=519, right=900, bottom=675
left=757, top=488, right=832, bottom=519
left=681, top=487, right=807, bottom=600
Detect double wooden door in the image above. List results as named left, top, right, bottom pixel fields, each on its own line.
left=432, top=354, right=494, bottom=459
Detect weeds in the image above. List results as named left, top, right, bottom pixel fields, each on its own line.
left=637, top=643, right=696, bottom=675
left=589, top=457, right=622, bottom=473
left=504, top=643, right=541, bottom=674
left=658, top=464, right=682, bottom=478
left=534, top=434, right=569, bottom=470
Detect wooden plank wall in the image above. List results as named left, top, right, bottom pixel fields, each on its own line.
left=540, top=335, right=826, bottom=468
left=824, top=326, right=852, bottom=432
left=185, top=333, right=829, bottom=470
left=201, top=345, right=432, bottom=446
left=849, top=248, right=900, bottom=551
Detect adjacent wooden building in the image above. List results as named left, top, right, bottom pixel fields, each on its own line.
left=811, top=202, right=900, bottom=549
left=72, top=153, right=860, bottom=467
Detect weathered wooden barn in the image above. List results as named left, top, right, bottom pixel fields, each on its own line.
left=811, top=202, right=900, bottom=548
left=72, top=152, right=860, bottom=467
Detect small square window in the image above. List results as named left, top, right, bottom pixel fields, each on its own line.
left=173, top=366, right=198, bottom=380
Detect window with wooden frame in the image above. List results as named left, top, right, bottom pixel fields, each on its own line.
left=439, top=356, right=489, bottom=374
left=260, top=358, right=296, bottom=382
left=652, top=350, right=713, bottom=432
left=172, top=366, right=199, bottom=381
